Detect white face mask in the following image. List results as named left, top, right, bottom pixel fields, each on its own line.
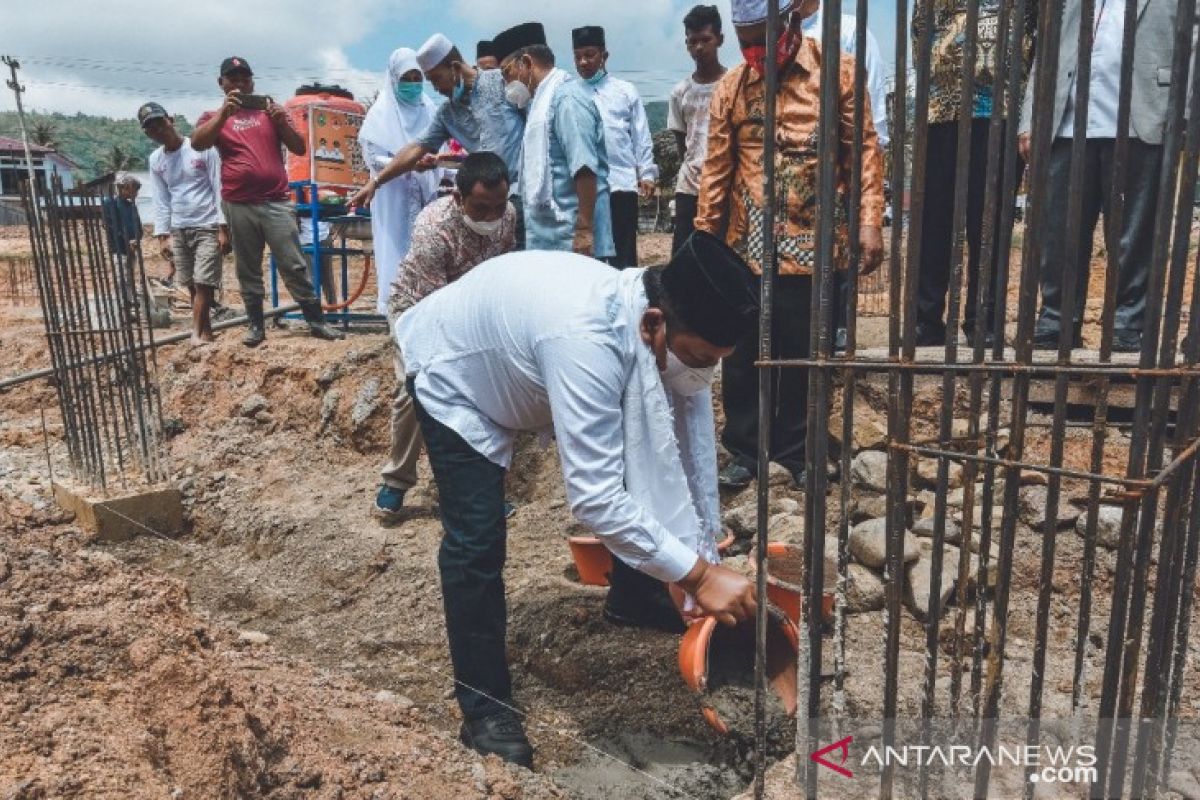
left=661, top=348, right=715, bottom=396
left=504, top=79, right=532, bottom=109
left=462, top=212, right=502, bottom=236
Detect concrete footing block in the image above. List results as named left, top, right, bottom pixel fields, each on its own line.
left=52, top=481, right=182, bottom=543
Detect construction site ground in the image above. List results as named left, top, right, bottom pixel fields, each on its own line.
left=2, top=225, right=1199, bottom=799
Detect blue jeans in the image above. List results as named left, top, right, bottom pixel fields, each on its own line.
left=408, top=378, right=512, bottom=721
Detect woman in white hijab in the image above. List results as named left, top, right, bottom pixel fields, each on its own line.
left=359, top=48, right=441, bottom=316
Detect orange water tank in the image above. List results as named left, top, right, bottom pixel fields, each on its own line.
left=284, top=83, right=369, bottom=191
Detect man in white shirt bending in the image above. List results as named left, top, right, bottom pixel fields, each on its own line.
left=396, top=230, right=759, bottom=766
left=140, top=101, right=229, bottom=344
left=573, top=24, right=658, bottom=267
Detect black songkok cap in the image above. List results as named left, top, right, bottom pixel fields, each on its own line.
left=492, top=22, right=548, bottom=63
left=572, top=25, right=606, bottom=49
left=660, top=231, right=759, bottom=348
left=476, top=40, right=496, bottom=59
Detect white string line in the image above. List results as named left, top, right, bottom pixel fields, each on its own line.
left=88, top=496, right=680, bottom=793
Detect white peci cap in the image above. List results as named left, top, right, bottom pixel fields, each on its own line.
left=416, top=33, right=454, bottom=72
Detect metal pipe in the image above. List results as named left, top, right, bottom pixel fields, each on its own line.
left=0, top=303, right=302, bottom=392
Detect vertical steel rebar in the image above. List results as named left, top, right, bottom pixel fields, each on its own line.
left=755, top=1, right=780, bottom=797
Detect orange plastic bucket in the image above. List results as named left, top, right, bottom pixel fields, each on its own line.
left=567, top=536, right=613, bottom=586
left=677, top=605, right=799, bottom=735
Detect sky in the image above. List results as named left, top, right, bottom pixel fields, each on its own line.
left=3, top=0, right=903, bottom=123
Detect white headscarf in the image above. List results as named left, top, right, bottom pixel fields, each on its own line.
left=359, top=48, right=436, bottom=154
left=359, top=48, right=441, bottom=317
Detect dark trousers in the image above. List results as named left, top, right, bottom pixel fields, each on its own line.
left=610, top=191, right=640, bottom=268
left=721, top=274, right=812, bottom=474
left=1035, top=138, right=1160, bottom=335
left=917, top=118, right=1016, bottom=336
left=409, top=378, right=512, bottom=721
left=672, top=192, right=699, bottom=256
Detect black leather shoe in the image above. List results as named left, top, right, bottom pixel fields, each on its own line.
left=1033, top=329, right=1082, bottom=350
left=1112, top=329, right=1142, bottom=353
left=603, top=557, right=686, bottom=634
left=460, top=711, right=533, bottom=768
left=719, top=462, right=754, bottom=491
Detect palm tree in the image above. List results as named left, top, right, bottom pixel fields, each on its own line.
left=99, top=144, right=139, bottom=174
left=31, top=120, right=61, bottom=150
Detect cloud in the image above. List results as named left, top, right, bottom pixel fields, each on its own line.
left=3, top=0, right=392, bottom=120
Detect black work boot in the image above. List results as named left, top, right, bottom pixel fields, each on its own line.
left=300, top=299, right=345, bottom=341
left=603, top=556, right=686, bottom=634
left=460, top=711, right=533, bottom=768
left=242, top=298, right=266, bottom=347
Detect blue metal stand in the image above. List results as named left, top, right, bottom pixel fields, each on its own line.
left=268, top=180, right=382, bottom=328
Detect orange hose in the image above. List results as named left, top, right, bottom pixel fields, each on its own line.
left=322, top=253, right=371, bottom=312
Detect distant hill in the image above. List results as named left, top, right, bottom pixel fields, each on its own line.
left=2, top=102, right=667, bottom=182
left=0, top=111, right=194, bottom=181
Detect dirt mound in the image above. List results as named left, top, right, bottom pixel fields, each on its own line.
left=0, top=500, right=566, bottom=800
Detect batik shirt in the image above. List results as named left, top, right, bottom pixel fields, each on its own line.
left=913, top=0, right=1038, bottom=124
left=387, top=194, right=517, bottom=322
left=694, top=38, right=885, bottom=277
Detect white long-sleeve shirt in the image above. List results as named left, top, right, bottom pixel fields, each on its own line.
left=584, top=74, right=659, bottom=193
left=148, top=137, right=224, bottom=235
left=803, top=11, right=891, bottom=148
left=395, top=252, right=704, bottom=583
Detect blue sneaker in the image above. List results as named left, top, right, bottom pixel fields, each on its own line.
left=374, top=485, right=406, bottom=519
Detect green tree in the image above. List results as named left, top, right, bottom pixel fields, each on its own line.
left=99, top=144, right=140, bottom=174
left=31, top=120, right=61, bottom=150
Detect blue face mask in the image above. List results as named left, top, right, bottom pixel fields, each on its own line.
left=395, top=81, right=424, bottom=105
left=584, top=68, right=607, bottom=86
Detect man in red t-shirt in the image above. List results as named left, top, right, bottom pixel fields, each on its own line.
left=192, top=56, right=342, bottom=346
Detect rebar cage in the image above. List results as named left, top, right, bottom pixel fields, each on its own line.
left=19, top=175, right=169, bottom=493
left=751, top=0, right=1200, bottom=797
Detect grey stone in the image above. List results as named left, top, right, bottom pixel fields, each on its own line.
left=768, top=513, right=804, bottom=542
left=239, top=394, right=268, bottom=418
left=373, top=690, right=414, bottom=710
left=772, top=497, right=801, bottom=515
left=767, top=461, right=793, bottom=487
left=849, top=493, right=889, bottom=525
left=1077, top=504, right=1125, bottom=550
left=848, top=517, right=920, bottom=569
left=915, top=458, right=964, bottom=490
left=954, top=505, right=1008, bottom=528
left=912, top=516, right=961, bottom=544
left=906, top=542, right=997, bottom=622
left=850, top=450, right=889, bottom=493
left=1168, top=770, right=1200, bottom=800
left=236, top=629, right=270, bottom=645
left=1019, top=486, right=1082, bottom=529
left=351, top=377, right=382, bottom=429
left=722, top=502, right=758, bottom=538
left=844, top=563, right=886, bottom=613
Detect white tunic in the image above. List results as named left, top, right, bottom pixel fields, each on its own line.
left=395, top=252, right=718, bottom=583
left=583, top=74, right=658, bottom=193
left=359, top=48, right=442, bottom=316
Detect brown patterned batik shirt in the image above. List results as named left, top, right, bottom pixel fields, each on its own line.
left=694, top=37, right=885, bottom=277
left=387, top=195, right=517, bottom=322
left=913, top=0, right=1038, bottom=124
